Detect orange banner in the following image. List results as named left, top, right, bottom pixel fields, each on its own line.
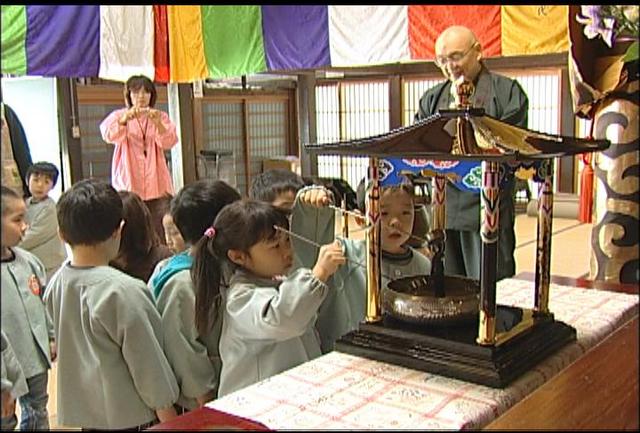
left=501, top=6, right=569, bottom=56
left=167, top=5, right=207, bottom=83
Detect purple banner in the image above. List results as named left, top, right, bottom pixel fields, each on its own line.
left=261, top=5, right=330, bottom=71
left=26, top=5, right=99, bottom=77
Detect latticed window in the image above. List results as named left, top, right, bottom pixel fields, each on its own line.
left=200, top=95, right=291, bottom=195
left=316, top=68, right=566, bottom=196
left=201, top=102, right=245, bottom=191
left=316, top=80, right=389, bottom=190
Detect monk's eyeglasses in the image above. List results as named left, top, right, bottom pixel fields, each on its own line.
left=435, top=43, right=478, bottom=67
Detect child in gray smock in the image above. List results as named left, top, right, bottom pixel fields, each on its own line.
left=292, top=183, right=432, bottom=353
left=190, top=200, right=345, bottom=397
left=249, top=168, right=306, bottom=210
left=148, top=180, right=240, bottom=410
left=1, top=185, right=55, bottom=430
left=1, top=330, right=28, bottom=430
left=43, top=179, right=179, bottom=430
left=19, top=162, right=67, bottom=280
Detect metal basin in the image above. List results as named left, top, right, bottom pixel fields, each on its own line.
left=382, top=274, right=480, bottom=326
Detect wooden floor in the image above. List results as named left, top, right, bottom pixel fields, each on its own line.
left=37, top=213, right=594, bottom=429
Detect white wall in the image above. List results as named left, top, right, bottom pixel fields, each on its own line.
left=2, top=76, right=63, bottom=200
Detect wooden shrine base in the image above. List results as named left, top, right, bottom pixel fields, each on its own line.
left=335, top=306, right=576, bottom=388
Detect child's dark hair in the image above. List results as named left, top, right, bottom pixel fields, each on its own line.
left=124, top=75, right=157, bottom=108
left=57, top=179, right=123, bottom=246
left=356, top=178, right=415, bottom=213
left=191, top=199, right=290, bottom=336
left=26, top=161, right=59, bottom=187
left=1, top=185, right=21, bottom=215
left=110, top=191, right=160, bottom=269
left=249, top=169, right=305, bottom=203
left=170, top=180, right=241, bottom=245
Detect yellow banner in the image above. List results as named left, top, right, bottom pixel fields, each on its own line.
left=167, top=5, right=208, bottom=83
left=501, top=6, right=569, bottom=56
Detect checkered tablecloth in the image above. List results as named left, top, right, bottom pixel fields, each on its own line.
left=208, top=278, right=639, bottom=429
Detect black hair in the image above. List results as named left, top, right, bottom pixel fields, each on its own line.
left=124, top=75, right=157, bottom=108
left=1, top=185, right=21, bottom=215
left=249, top=169, right=305, bottom=203
left=110, top=190, right=160, bottom=272
left=57, top=179, right=123, bottom=246
left=356, top=177, right=415, bottom=213
left=170, top=180, right=241, bottom=245
left=191, top=199, right=289, bottom=336
left=26, top=161, right=59, bottom=187
left=310, top=176, right=357, bottom=211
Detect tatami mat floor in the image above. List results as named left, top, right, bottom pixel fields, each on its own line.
left=513, top=214, right=593, bottom=279
left=35, top=214, right=593, bottom=430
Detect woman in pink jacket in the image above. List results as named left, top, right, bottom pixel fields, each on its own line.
left=100, top=75, right=178, bottom=243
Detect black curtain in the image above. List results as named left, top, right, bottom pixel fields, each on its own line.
left=3, top=103, right=33, bottom=197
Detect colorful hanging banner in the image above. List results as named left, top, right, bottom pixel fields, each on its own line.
left=1, top=6, right=27, bottom=75
left=25, top=5, right=100, bottom=77
left=261, top=5, right=331, bottom=71
left=99, top=5, right=155, bottom=82
left=167, top=5, right=208, bottom=83
left=329, top=5, right=410, bottom=67
left=1, top=5, right=573, bottom=83
left=501, top=6, right=569, bottom=56
left=153, top=5, right=170, bottom=83
left=201, top=5, right=267, bottom=79
left=408, top=5, right=501, bottom=60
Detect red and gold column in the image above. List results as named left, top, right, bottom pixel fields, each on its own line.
left=535, top=160, right=554, bottom=313
left=477, top=161, right=500, bottom=345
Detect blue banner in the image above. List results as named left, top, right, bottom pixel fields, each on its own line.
left=379, top=158, right=545, bottom=192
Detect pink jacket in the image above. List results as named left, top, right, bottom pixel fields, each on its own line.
left=100, top=108, right=178, bottom=201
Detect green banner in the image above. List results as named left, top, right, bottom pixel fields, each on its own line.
left=1, top=6, right=27, bottom=75
left=201, top=5, right=267, bottom=79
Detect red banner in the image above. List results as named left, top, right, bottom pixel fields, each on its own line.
left=408, top=5, right=501, bottom=60
left=153, top=5, right=170, bottom=83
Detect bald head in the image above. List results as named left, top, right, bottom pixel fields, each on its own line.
left=434, top=25, right=482, bottom=82
left=435, top=26, right=478, bottom=53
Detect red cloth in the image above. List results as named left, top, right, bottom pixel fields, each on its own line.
left=147, top=407, right=270, bottom=431
left=578, top=152, right=594, bottom=223
left=408, top=5, right=501, bottom=60
left=153, top=5, right=170, bottom=83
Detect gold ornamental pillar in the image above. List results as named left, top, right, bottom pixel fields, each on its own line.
left=534, top=160, right=554, bottom=313
left=431, top=173, right=446, bottom=231
left=365, top=157, right=382, bottom=322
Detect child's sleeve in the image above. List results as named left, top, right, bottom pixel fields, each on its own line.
left=19, top=202, right=58, bottom=251
left=1, top=331, right=28, bottom=399
left=95, top=282, right=179, bottom=410
left=410, top=246, right=432, bottom=276
left=290, top=185, right=336, bottom=269
left=156, top=275, right=219, bottom=402
left=227, top=268, right=329, bottom=341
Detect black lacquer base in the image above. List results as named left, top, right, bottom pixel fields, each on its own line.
left=334, top=306, right=576, bottom=388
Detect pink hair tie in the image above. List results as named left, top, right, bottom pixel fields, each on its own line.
left=204, top=227, right=216, bottom=239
